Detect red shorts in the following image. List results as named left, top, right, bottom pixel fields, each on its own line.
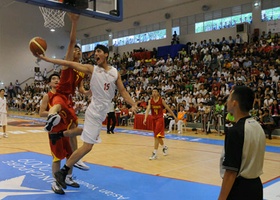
left=152, top=117, right=165, bottom=138
left=48, top=93, right=76, bottom=162
left=49, top=134, right=72, bottom=162
left=52, top=93, right=78, bottom=126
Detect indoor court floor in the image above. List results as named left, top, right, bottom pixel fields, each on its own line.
left=0, top=111, right=279, bottom=200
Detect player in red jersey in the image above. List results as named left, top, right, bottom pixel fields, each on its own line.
left=39, top=73, right=80, bottom=194
left=143, top=88, right=178, bottom=160
left=44, top=13, right=90, bottom=170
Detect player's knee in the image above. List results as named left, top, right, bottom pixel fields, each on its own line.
left=83, top=143, right=93, bottom=153
left=56, top=104, right=62, bottom=111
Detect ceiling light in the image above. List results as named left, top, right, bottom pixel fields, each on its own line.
left=254, top=2, right=259, bottom=7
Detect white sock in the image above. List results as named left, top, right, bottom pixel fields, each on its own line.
left=153, top=150, right=157, bottom=154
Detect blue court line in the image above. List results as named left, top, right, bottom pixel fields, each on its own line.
left=264, top=177, right=280, bottom=187
left=111, top=127, right=280, bottom=153
left=9, top=115, right=280, bottom=154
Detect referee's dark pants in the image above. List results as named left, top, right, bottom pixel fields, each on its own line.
left=227, top=176, right=263, bottom=200
left=107, top=112, right=116, bottom=133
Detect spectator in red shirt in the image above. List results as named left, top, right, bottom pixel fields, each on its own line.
left=251, top=66, right=260, bottom=77
left=119, top=104, right=130, bottom=126
left=212, top=85, right=220, bottom=99
left=139, top=97, right=147, bottom=109
left=187, top=102, right=197, bottom=122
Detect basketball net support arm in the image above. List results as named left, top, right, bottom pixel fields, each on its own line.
left=15, top=0, right=123, bottom=22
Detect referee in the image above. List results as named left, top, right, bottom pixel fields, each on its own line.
left=218, top=86, right=266, bottom=200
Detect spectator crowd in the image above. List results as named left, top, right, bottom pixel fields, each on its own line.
left=3, top=30, right=280, bottom=138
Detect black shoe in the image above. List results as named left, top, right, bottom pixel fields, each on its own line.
left=44, top=114, right=61, bottom=132
left=107, top=131, right=111, bottom=134
left=54, top=170, right=67, bottom=189
left=51, top=181, right=65, bottom=195
left=110, top=130, right=114, bottom=134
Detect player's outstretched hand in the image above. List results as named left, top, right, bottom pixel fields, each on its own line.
left=36, top=53, right=52, bottom=63
left=130, top=104, right=138, bottom=114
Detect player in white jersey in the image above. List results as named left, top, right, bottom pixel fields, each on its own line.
left=0, top=89, right=8, bottom=138
left=37, top=44, right=138, bottom=191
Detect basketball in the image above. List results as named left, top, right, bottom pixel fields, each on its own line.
left=29, top=37, right=47, bottom=56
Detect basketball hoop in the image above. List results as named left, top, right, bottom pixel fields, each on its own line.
left=39, top=7, right=66, bottom=30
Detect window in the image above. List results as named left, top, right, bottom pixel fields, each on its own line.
left=195, top=22, right=204, bottom=33
left=112, top=29, right=166, bottom=47
left=194, top=13, right=252, bottom=33
left=212, top=19, right=222, bottom=30
left=261, top=7, right=280, bottom=22
left=204, top=20, right=213, bottom=32
left=172, top=27, right=180, bottom=35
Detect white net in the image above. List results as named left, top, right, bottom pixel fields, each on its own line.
left=39, top=7, right=66, bottom=29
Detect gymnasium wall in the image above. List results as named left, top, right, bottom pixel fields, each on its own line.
left=0, top=0, right=269, bottom=87
left=0, top=2, right=69, bottom=88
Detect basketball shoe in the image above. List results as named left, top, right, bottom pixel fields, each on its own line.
left=44, top=113, right=61, bottom=132
left=54, top=170, right=67, bottom=189
left=149, top=152, right=157, bottom=160
left=51, top=181, right=65, bottom=195
left=74, top=160, right=90, bottom=171
left=163, top=146, right=168, bottom=156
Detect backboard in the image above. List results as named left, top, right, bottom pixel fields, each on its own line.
left=16, top=0, right=123, bottom=22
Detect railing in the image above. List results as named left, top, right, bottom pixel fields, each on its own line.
left=20, top=77, right=34, bottom=85
left=19, top=68, right=54, bottom=86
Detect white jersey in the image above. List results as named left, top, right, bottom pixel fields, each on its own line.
left=89, top=65, right=118, bottom=120
left=0, top=96, right=7, bottom=114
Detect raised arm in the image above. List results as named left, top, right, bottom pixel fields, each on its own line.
left=38, top=54, right=93, bottom=75
left=65, top=13, right=79, bottom=61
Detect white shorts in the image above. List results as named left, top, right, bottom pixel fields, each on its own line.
left=0, top=113, right=7, bottom=126
left=81, top=107, right=105, bottom=144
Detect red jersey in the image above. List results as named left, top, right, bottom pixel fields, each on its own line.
left=47, top=91, right=55, bottom=112
left=56, top=68, right=85, bottom=95
left=48, top=91, right=73, bottom=132
left=150, top=97, right=164, bottom=119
